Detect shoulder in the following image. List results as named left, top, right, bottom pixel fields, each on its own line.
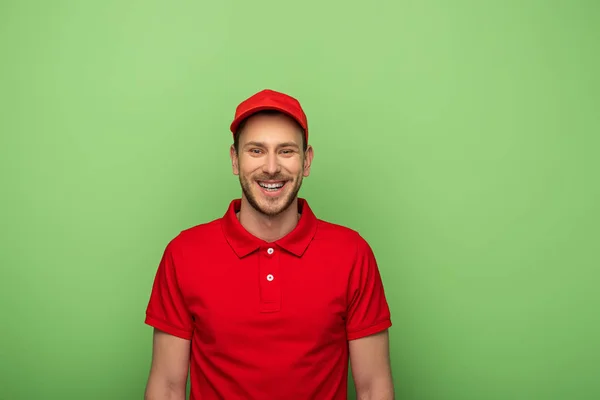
left=165, top=217, right=223, bottom=252
left=316, top=218, right=359, bottom=239
left=315, top=218, right=372, bottom=254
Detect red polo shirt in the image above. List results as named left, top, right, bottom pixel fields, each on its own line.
left=145, top=198, right=392, bottom=399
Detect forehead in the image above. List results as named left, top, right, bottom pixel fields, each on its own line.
left=238, top=113, right=303, bottom=146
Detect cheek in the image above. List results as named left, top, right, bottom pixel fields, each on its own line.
left=282, top=159, right=304, bottom=174
left=239, top=158, right=262, bottom=174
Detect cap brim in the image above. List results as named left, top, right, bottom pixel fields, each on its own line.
left=229, top=105, right=306, bottom=134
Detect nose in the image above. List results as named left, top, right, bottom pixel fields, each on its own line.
left=262, top=152, right=281, bottom=175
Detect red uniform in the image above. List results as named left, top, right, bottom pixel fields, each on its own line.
left=145, top=198, right=392, bottom=399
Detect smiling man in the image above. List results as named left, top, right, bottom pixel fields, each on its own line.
left=143, top=89, right=394, bottom=400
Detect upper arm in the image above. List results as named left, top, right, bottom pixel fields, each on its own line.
left=144, top=239, right=194, bottom=398
left=145, top=328, right=191, bottom=398
left=145, top=240, right=194, bottom=339
left=346, top=234, right=394, bottom=397
left=346, top=234, right=392, bottom=340
left=349, top=330, right=393, bottom=395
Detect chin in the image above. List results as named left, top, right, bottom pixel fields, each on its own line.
left=255, top=196, right=291, bottom=216
left=248, top=190, right=296, bottom=217
left=240, top=175, right=302, bottom=217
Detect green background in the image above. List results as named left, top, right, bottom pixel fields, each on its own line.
left=1, top=1, right=599, bottom=399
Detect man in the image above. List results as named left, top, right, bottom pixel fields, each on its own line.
left=143, top=89, right=394, bottom=400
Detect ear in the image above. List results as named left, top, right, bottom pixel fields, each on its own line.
left=230, top=145, right=239, bottom=175
left=302, top=145, right=314, bottom=177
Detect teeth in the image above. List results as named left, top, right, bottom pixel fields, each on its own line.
left=259, top=182, right=284, bottom=190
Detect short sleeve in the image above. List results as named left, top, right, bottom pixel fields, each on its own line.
left=145, top=240, right=194, bottom=340
left=346, top=234, right=392, bottom=341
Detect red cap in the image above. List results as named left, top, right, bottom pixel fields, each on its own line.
left=229, top=89, right=308, bottom=142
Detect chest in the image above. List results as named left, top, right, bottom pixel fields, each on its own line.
left=180, top=249, right=351, bottom=346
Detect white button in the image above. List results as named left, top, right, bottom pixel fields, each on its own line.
left=267, top=248, right=274, bottom=255
left=266, top=274, right=274, bottom=281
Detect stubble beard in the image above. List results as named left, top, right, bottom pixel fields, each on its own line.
left=239, top=172, right=304, bottom=217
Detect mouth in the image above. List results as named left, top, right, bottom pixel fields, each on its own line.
left=256, top=180, right=287, bottom=196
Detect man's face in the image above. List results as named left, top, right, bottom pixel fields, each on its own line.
left=230, top=113, right=313, bottom=217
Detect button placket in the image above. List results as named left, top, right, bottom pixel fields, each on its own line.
left=259, top=245, right=280, bottom=312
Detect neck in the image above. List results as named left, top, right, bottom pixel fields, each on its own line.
left=237, top=197, right=300, bottom=242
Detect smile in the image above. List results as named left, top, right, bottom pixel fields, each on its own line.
left=257, top=181, right=286, bottom=193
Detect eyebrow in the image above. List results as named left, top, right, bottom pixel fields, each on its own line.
left=244, top=141, right=300, bottom=149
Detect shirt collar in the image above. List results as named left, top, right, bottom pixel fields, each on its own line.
left=221, top=198, right=318, bottom=258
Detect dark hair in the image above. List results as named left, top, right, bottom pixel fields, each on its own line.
left=233, top=110, right=307, bottom=153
